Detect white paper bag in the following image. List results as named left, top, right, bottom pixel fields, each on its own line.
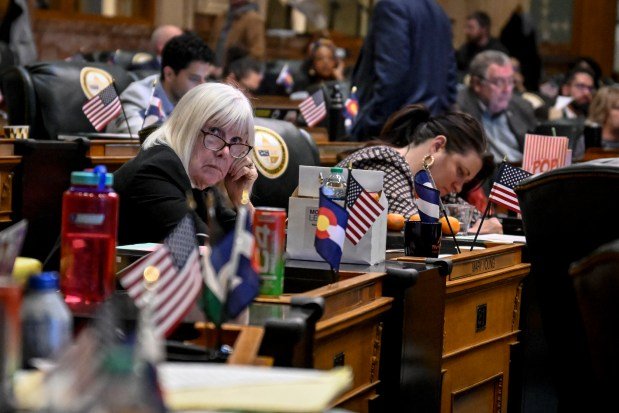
left=286, top=166, right=387, bottom=265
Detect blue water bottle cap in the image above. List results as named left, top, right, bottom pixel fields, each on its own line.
left=71, top=165, right=113, bottom=188
left=28, top=272, right=60, bottom=290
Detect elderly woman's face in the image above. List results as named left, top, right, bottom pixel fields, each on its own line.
left=188, top=124, right=248, bottom=189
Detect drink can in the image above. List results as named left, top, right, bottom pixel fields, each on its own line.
left=253, top=207, right=286, bottom=296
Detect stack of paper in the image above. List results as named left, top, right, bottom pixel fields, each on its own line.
left=159, top=363, right=352, bottom=412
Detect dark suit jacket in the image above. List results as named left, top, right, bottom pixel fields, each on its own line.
left=456, top=88, right=538, bottom=153
left=350, top=0, right=457, bottom=141
left=114, top=144, right=235, bottom=245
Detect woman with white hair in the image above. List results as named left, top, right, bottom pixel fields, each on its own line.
left=114, top=82, right=257, bottom=244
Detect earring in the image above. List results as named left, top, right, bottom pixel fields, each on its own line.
left=422, top=154, right=434, bottom=169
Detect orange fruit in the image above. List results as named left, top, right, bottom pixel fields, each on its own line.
left=387, top=213, right=406, bottom=231
left=370, top=192, right=380, bottom=202
left=409, top=214, right=421, bottom=221
left=439, top=216, right=460, bottom=235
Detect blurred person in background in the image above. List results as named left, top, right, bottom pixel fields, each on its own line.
left=587, top=85, right=619, bottom=149
left=456, top=11, right=508, bottom=73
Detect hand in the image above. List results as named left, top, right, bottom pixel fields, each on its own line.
left=224, top=156, right=258, bottom=208
left=468, top=217, right=503, bottom=235
left=333, top=60, right=345, bottom=81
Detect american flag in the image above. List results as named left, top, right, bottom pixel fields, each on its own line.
left=345, top=172, right=384, bottom=245
left=522, top=133, right=569, bottom=174
left=488, top=163, right=532, bottom=214
left=82, top=83, right=122, bottom=131
left=119, top=215, right=203, bottom=338
left=299, top=89, right=327, bottom=127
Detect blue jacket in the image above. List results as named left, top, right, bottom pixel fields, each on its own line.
left=351, top=0, right=457, bottom=141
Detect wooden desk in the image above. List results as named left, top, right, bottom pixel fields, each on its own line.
left=398, top=244, right=529, bottom=413
left=0, top=139, right=22, bottom=225
left=86, top=139, right=140, bottom=172
left=256, top=271, right=392, bottom=413
left=582, top=147, right=619, bottom=161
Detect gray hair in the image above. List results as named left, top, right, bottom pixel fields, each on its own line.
left=468, top=50, right=512, bottom=82
left=143, top=82, right=254, bottom=176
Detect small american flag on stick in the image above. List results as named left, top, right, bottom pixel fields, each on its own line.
left=345, top=172, right=384, bottom=245
left=488, top=163, right=532, bottom=214
left=299, top=89, right=327, bottom=127
left=82, top=83, right=122, bottom=131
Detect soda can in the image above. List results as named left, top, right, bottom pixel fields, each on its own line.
left=253, top=207, right=286, bottom=296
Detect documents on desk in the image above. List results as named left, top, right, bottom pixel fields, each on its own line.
left=458, top=233, right=526, bottom=244
left=159, top=363, right=352, bottom=412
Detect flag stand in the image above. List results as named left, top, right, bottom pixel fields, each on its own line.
left=111, top=80, right=134, bottom=138
left=422, top=156, right=461, bottom=254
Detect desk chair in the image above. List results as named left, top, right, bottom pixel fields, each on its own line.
left=569, top=239, right=619, bottom=410
left=514, top=158, right=619, bottom=411
left=0, top=61, right=134, bottom=140
left=12, top=139, right=90, bottom=268
left=251, top=118, right=320, bottom=210
left=533, top=118, right=585, bottom=160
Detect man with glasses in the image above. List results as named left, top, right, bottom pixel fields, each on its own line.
left=457, top=50, right=537, bottom=163
left=550, top=67, right=596, bottom=119
left=107, top=33, right=215, bottom=135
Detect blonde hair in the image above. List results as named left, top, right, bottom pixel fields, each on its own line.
left=588, top=85, right=619, bottom=126
left=143, top=82, right=254, bottom=175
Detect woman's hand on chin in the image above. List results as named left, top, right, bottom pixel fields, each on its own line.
left=224, top=156, right=258, bottom=208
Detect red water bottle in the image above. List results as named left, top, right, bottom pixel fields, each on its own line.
left=60, top=165, right=118, bottom=312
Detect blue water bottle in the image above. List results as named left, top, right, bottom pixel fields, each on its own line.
left=21, top=272, right=73, bottom=368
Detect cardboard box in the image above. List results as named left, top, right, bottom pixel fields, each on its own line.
left=286, top=166, right=387, bottom=265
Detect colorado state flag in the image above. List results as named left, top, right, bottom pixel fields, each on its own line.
left=314, top=186, right=348, bottom=272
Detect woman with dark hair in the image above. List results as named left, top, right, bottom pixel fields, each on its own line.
left=337, top=104, right=502, bottom=234
left=296, top=38, right=345, bottom=91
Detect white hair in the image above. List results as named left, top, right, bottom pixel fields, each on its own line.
left=143, top=82, right=255, bottom=176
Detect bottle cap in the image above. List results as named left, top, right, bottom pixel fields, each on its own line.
left=71, top=167, right=113, bottom=187
left=28, top=271, right=60, bottom=290
left=330, top=167, right=344, bottom=174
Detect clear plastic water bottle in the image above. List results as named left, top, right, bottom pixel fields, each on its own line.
left=323, top=167, right=347, bottom=200
left=21, top=272, right=72, bottom=368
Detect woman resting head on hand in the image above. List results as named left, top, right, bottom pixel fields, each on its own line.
left=337, top=104, right=502, bottom=234
left=115, top=82, right=258, bottom=244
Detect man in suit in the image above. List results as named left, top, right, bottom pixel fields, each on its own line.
left=457, top=50, right=537, bottom=164
left=107, top=33, right=214, bottom=135
left=456, top=11, right=508, bottom=72
left=350, top=0, right=457, bottom=141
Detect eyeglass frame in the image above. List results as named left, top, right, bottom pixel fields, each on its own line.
left=200, top=128, right=253, bottom=159
left=477, top=75, right=516, bottom=89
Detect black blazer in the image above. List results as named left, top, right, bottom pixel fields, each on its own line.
left=114, top=144, right=235, bottom=245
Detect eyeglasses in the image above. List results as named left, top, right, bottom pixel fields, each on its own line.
left=201, top=128, right=252, bottom=159
left=572, top=83, right=595, bottom=93
left=480, top=76, right=515, bottom=89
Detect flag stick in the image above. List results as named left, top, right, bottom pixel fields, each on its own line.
left=111, top=80, right=134, bottom=138
left=422, top=156, right=461, bottom=254
left=470, top=157, right=507, bottom=250
left=469, top=201, right=492, bottom=251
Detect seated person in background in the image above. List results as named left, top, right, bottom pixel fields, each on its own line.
left=223, top=47, right=264, bottom=94
left=457, top=50, right=537, bottom=164
left=130, top=24, right=184, bottom=71
left=295, top=38, right=345, bottom=92
left=336, top=104, right=502, bottom=234
left=107, top=33, right=214, bottom=135
left=587, top=85, right=619, bottom=149
left=549, top=67, right=596, bottom=120
left=114, top=83, right=258, bottom=245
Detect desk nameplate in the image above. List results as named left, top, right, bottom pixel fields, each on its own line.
left=397, top=244, right=523, bottom=281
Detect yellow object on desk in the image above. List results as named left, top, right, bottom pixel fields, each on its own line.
left=160, top=363, right=352, bottom=412
left=12, top=257, right=43, bottom=285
